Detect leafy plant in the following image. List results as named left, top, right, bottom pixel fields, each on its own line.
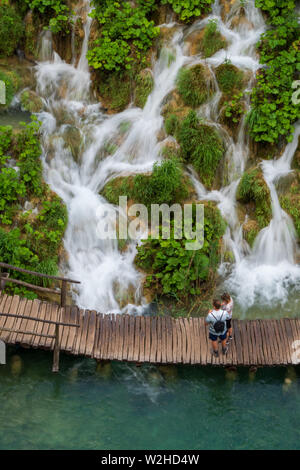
left=87, top=0, right=159, bottom=72
left=223, top=92, right=245, bottom=125
left=0, top=4, right=24, bottom=57
left=161, top=0, right=213, bottom=21
left=135, top=202, right=226, bottom=300
left=248, top=0, right=300, bottom=143
left=24, top=0, right=71, bottom=33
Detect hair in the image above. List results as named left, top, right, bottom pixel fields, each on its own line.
left=213, top=299, right=221, bottom=310
left=221, top=292, right=231, bottom=303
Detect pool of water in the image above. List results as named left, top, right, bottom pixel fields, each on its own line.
left=0, top=347, right=299, bottom=450
left=0, top=107, right=32, bottom=129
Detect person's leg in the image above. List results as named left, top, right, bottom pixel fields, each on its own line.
left=212, top=340, right=218, bottom=352
left=209, top=333, right=219, bottom=356
left=221, top=334, right=228, bottom=354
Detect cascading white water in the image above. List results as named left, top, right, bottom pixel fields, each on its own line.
left=31, top=0, right=299, bottom=315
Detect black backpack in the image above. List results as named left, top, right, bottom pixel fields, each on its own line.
left=211, top=312, right=225, bottom=334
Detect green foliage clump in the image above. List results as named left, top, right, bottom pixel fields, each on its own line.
left=161, top=0, right=213, bottom=21
left=248, top=0, right=300, bottom=143
left=176, top=65, right=211, bottom=108
left=135, top=202, right=226, bottom=300
left=0, top=5, right=24, bottom=57
left=87, top=0, right=159, bottom=72
left=102, top=156, right=189, bottom=209
left=199, top=19, right=227, bottom=58
left=237, top=167, right=272, bottom=229
left=0, top=120, right=67, bottom=298
left=24, top=0, right=71, bottom=33
left=134, top=71, right=154, bottom=109
left=97, top=71, right=131, bottom=112
left=215, top=62, right=244, bottom=95
left=177, top=111, right=224, bottom=188
left=280, top=173, right=300, bottom=239
left=223, top=92, right=245, bottom=126
left=165, top=113, right=180, bottom=136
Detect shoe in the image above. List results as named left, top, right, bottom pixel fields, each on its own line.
left=213, top=350, right=219, bottom=358
left=222, top=347, right=228, bottom=355
left=229, top=336, right=233, bottom=341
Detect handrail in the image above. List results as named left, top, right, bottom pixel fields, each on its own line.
left=0, top=312, right=79, bottom=328
left=0, top=262, right=81, bottom=308
left=0, top=262, right=80, bottom=284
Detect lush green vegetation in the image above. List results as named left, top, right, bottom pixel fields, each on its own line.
left=0, top=121, right=67, bottom=298
left=102, top=156, right=189, bottom=209
left=135, top=202, right=226, bottom=301
left=87, top=0, right=159, bottom=72
left=23, top=0, right=71, bottom=33
left=248, top=0, right=300, bottom=143
left=198, top=19, right=227, bottom=58
left=222, top=92, right=245, bottom=126
left=0, top=71, right=16, bottom=108
left=237, top=167, right=272, bottom=229
left=176, top=111, right=224, bottom=188
left=0, top=4, right=24, bottom=57
left=176, top=65, right=211, bottom=108
left=161, top=0, right=213, bottom=21
left=280, top=172, right=300, bottom=239
left=134, top=70, right=154, bottom=109
left=215, top=62, right=244, bottom=95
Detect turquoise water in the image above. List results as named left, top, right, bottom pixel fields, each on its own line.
left=0, top=347, right=300, bottom=450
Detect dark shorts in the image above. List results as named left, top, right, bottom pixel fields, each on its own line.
left=226, top=319, right=232, bottom=329
left=209, top=332, right=227, bottom=342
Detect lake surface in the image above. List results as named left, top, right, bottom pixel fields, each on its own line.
left=0, top=347, right=299, bottom=450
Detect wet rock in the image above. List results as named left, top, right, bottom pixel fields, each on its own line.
left=20, top=90, right=43, bottom=113
left=62, top=125, right=83, bottom=162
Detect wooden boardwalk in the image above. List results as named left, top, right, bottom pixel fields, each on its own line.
left=0, top=294, right=300, bottom=367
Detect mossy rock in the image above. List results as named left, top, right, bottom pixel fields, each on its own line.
left=20, top=90, right=43, bottom=113
left=279, top=171, right=300, bottom=239
left=198, top=21, right=227, bottom=58
left=101, top=156, right=191, bottom=209
left=236, top=167, right=272, bottom=229
left=177, top=110, right=225, bottom=189
left=176, top=64, right=213, bottom=108
left=242, top=218, right=260, bottom=247
left=95, top=70, right=132, bottom=113
left=215, top=62, right=244, bottom=95
left=134, top=69, right=154, bottom=109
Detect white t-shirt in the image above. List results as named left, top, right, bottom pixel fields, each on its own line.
left=205, top=309, right=230, bottom=336
left=224, top=298, right=234, bottom=319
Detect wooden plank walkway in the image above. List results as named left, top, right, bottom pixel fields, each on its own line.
left=0, top=294, right=300, bottom=366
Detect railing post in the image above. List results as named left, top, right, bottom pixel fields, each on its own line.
left=61, top=280, right=67, bottom=308
left=52, top=323, right=60, bottom=373
left=0, top=272, right=9, bottom=292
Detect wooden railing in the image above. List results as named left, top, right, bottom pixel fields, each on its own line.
left=0, top=310, right=80, bottom=372
left=0, top=262, right=80, bottom=307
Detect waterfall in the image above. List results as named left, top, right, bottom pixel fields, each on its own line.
left=31, top=0, right=300, bottom=315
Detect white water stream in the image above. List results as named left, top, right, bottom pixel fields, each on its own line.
left=32, top=0, right=300, bottom=315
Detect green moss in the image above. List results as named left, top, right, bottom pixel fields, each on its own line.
left=177, top=110, right=224, bottom=189
left=134, top=70, right=154, bottom=108
left=176, top=64, right=211, bottom=108
left=20, top=90, right=43, bottom=113
left=199, top=20, right=227, bottom=58
left=102, top=156, right=189, bottom=208
left=165, top=113, right=180, bottom=136
left=280, top=172, right=300, bottom=239
left=97, top=71, right=131, bottom=112
left=215, top=62, right=244, bottom=95
left=0, top=5, right=24, bottom=57
left=237, top=167, right=272, bottom=229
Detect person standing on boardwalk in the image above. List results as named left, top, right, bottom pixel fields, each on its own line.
left=221, top=292, right=234, bottom=344
left=206, top=299, right=230, bottom=358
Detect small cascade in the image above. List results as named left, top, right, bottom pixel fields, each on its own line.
left=38, top=30, right=53, bottom=62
